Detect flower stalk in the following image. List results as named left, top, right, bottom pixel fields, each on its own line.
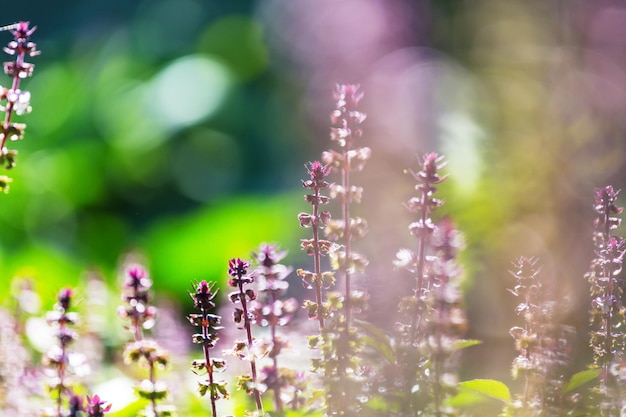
left=118, top=264, right=174, bottom=417
left=298, top=161, right=334, bottom=330
left=227, top=258, right=264, bottom=415
left=0, top=21, right=39, bottom=192
left=189, top=280, right=228, bottom=417
left=43, top=288, right=81, bottom=417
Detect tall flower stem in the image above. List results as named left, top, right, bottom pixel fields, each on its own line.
left=228, top=258, right=264, bottom=415
left=202, top=315, right=217, bottom=417
left=312, top=185, right=325, bottom=331
left=240, top=279, right=263, bottom=412
left=268, top=289, right=282, bottom=412
left=118, top=264, right=172, bottom=417
left=189, top=280, right=226, bottom=417
left=298, top=161, right=333, bottom=331
left=54, top=289, right=73, bottom=417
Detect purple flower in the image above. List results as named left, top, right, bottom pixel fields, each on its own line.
left=333, top=84, right=364, bottom=110
left=58, top=288, right=73, bottom=311
left=190, top=280, right=218, bottom=311
left=228, top=258, right=250, bottom=278
left=307, top=161, right=329, bottom=181
left=84, top=394, right=112, bottom=417
left=253, top=243, right=288, bottom=268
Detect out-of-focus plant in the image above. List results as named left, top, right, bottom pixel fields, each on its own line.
left=0, top=21, right=39, bottom=193
left=188, top=279, right=228, bottom=417
left=42, top=288, right=110, bottom=417
left=41, top=288, right=82, bottom=417
left=391, top=153, right=458, bottom=416
left=251, top=243, right=299, bottom=413
left=322, top=83, right=370, bottom=327
left=317, top=84, right=370, bottom=417
left=586, top=186, right=626, bottom=415
left=0, top=307, right=40, bottom=415
left=118, top=264, right=175, bottom=417
left=506, top=257, right=578, bottom=416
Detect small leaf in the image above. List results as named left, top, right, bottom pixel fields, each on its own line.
left=459, top=379, right=511, bottom=403
left=452, top=339, right=482, bottom=350
left=564, top=369, right=600, bottom=393
left=198, top=381, right=209, bottom=396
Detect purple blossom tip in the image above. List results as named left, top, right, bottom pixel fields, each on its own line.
left=254, top=243, right=287, bottom=267
left=423, top=152, right=446, bottom=172
left=15, top=22, right=36, bottom=38
left=58, top=287, right=73, bottom=310
left=127, top=266, right=146, bottom=280
left=306, top=161, right=330, bottom=181
left=85, top=394, right=112, bottom=415
left=124, top=265, right=151, bottom=290
left=197, top=280, right=210, bottom=294
left=228, top=258, right=250, bottom=278
left=334, top=84, right=364, bottom=109
left=594, top=186, right=623, bottom=213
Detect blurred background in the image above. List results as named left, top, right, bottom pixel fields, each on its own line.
left=1, top=0, right=626, bottom=414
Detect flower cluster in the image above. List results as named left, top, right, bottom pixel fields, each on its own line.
left=226, top=258, right=264, bottom=415
left=188, top=280, right=227, bottom=417
left=251, top=243, right=299, bottom=412
left=118, top=265, right=157, bottom=339
left=0, top=22, right=40, bottom=192
left=118, top=264, right=175, bottom=417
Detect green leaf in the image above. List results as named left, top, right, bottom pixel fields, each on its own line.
left=445, top=388, right=491, bottom=407
left=452, top=339, right=482, bottom=350
left=356, top=319, right=395, bottom=364
left=564, top=369, right=600, bottom=393
left=459, top=379, right=511, bottom=403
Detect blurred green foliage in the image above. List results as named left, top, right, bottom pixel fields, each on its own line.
left=0, top=1, right=312, bottom=308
